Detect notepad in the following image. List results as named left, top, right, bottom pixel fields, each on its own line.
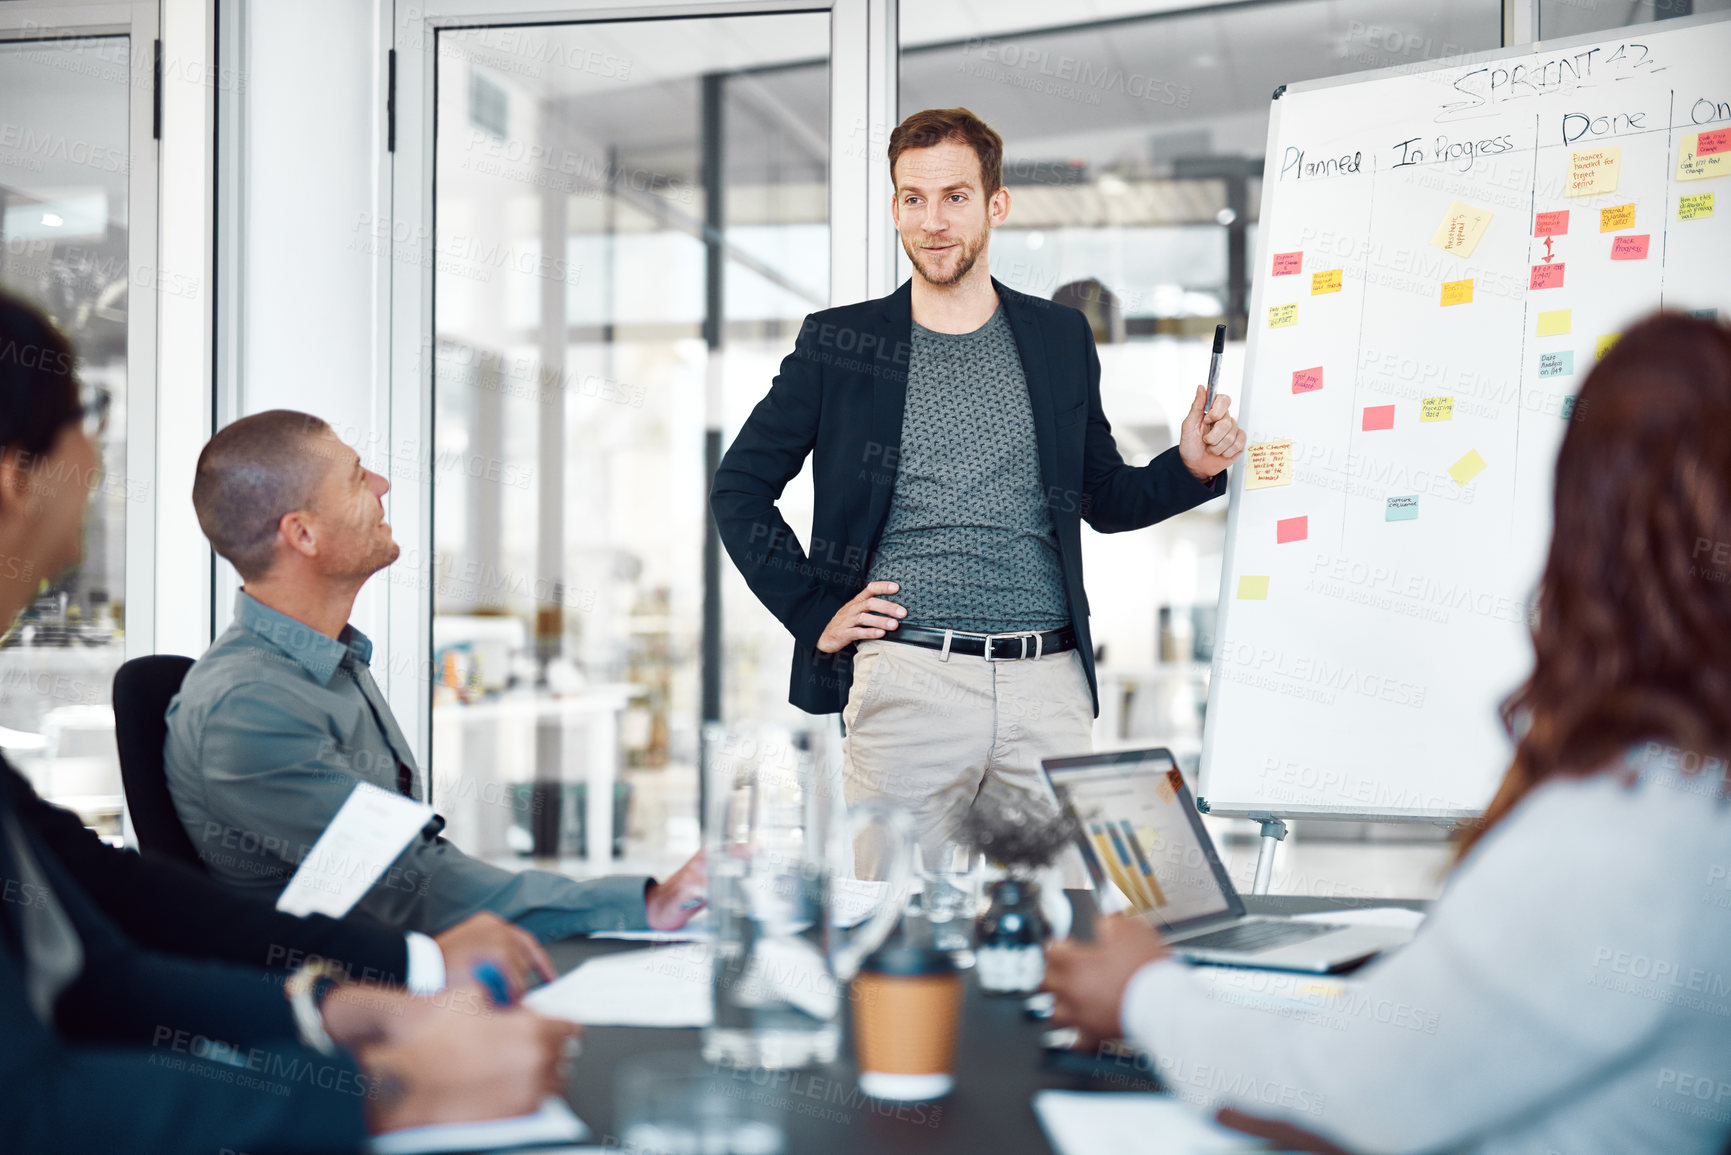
left=276, top=782, right=434, bottom=919
left=527, top=945, right=715, bottom=1028
left=1033, top=1091, right=1263, bottom=1155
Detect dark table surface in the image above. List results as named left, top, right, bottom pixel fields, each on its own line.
left=549, top=893, right=1428, bottom=1152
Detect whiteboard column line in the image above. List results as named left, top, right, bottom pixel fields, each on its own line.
left=1341, top=149, right=1379, bottom=553
left=1659, top=88, right=1675, bottom=308
left=1509, top=113, right=1540, bottom=550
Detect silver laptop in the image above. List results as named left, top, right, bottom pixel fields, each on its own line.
left=1042, top=748, right=1414, bottom=974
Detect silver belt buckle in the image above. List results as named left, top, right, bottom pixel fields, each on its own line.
left=985, top=631, right=1031, bottom=661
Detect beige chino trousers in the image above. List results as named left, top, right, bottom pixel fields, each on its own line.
left=841, top=636, right=1094, bottom=878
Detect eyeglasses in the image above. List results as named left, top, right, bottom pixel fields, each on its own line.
left=79, top=385, right=111, bottom=439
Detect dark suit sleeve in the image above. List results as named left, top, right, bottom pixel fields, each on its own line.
left=1077, top=314, right=1224, bottom=533
left=0, top=946, right=368, bottom=1155
left=709, top=314, right=848, bottom=653
left=6, top=765, right=411, bottom=983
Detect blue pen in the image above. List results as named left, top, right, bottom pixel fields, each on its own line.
left=473, top=961, right=511, bottom=1007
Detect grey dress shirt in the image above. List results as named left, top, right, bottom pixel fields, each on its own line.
left=164, top=591, right=650, bottom=938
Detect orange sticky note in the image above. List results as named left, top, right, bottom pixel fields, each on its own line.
left=1273, top=252, right=1303, bottom=275
left=1610, top=234, right=1649, bottom=260
left=1362, top=405, right=1395, bottom=431
left=1530, top=263, right=1565, bottom=289
left=1311, top=269, right=1343, bottom=294
left=1291, top=366, right=1324, bottom=393
left=1441, top=279, right=1473, bottom=306
left=1599, top=204, right=1636, bottom=232
left=1276, top=516, right=1308, bottom=544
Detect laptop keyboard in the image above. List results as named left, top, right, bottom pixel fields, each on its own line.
left=1175, top=919, right=1342, bottom=953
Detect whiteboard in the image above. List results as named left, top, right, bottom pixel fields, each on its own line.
left=1198, top=14, right=1731, bottom=821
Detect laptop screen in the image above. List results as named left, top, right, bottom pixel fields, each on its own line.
left=1043, top=748, right=1243, bottom=931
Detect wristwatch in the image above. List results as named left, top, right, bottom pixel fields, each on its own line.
left=284, top=960, right=348, bottom=1056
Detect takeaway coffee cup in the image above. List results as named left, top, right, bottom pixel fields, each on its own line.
left=851, top=945, right=964, bottom=1101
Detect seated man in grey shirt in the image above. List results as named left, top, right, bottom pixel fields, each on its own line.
left=166, top=410, right=705, bottom=940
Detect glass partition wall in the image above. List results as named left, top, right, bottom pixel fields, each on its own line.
left=429, top=13, right=830, bottom=877
left=0, top=31, right=140, bottom=837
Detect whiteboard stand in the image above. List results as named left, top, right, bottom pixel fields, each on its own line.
left=1249, top=815, right=1287, bottom=896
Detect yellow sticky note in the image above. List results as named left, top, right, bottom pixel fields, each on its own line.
left=1677, top=133, right=1730, bottom=182
left=1566, top=146, right=1620, bottom=197
left=1268, top=303, right=1298, bottom=328
left=1244, top=439, right=1294, bottom=490
left=1449, top=450, right=1487, bottom=487
left=1430, top=200, right=1493, bottom=258
left=1596, top=333, right=1621, bottom=361
left=1311, top=269, right=1343, bottom=295
left=1420, top=397, right=1454, bottom=422
left=1679, top=193, right=1715, bottom=221
left=1599, top=204, right=1636, bottom=232
left=1440, top=279, right=1473, bottom=306
left=1237, top=576, right=1270, bottom=600
left=1536, top=309, right=1572, bottom=337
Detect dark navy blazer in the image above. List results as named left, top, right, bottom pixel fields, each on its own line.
left=710, top=276, right=1224, bottom=716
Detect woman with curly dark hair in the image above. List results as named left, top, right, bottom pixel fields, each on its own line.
left=1044, top=312, right=1731, bottom=1155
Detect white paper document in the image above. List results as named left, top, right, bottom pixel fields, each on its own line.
left=526, top=944, right=714, bottom=1028
left=1291, top=906, right=1427, bottom=931
left=276, top=781, right=433, bottom=918
left=370, top=1096, right=587, bottom=1154
left=1033, top=1091, right=1265, bottom=1154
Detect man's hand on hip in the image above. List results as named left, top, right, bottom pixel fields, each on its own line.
left=817, top=581, right=906, bottom=653
left=1179, top=384, right=1247, bottom=482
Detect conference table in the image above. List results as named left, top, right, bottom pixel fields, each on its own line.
left=548, top=893, right=1429, bottom=1153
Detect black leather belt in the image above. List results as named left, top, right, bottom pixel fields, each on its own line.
left=880, top=624, right=1078, bottom=660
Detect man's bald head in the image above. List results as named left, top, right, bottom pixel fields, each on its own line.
left=193, top=410, right=339, bottom=579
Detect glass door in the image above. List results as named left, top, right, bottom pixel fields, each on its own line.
left=0, top=6, right=158, bottom=836
left=416, top=11, right=832, bottom=878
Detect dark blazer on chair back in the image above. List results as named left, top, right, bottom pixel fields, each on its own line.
left=710, top=277, right=1223, bottom=717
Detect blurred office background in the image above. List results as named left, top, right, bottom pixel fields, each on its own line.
left=3, top=0, right=1719, bottom=894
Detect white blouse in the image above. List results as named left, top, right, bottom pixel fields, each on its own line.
left=1122, top=751, right=1731, bottom=1154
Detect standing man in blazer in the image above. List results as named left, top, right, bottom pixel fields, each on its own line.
left=711, top=108, right=1246, bottom=872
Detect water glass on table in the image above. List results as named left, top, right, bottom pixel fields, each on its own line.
left=615, top=1051, right=785, bottom=1155
left=920, top=842, right=984, bottom=962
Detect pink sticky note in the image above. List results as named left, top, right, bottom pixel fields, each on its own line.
left=1291, top=366, right=1324, bottom=393
left=1362, top=405, right=1395, bottom=431
left=1530, top=263, right=1565, bottom=289
left=1534, top=210, right=1570, bottom=236
left=1272, top=251, right=1303, bottom=276
left=1699, top=128, right=1731, bottom=157
left=1610, top=234, right=1650, bottom=260
left=1276, top=516, right=1309, bottom=544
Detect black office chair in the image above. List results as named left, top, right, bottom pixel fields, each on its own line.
left=112, top=654, right=204, bottom=872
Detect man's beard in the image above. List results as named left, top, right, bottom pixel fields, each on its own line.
left=904, top=226, right=985, bottom=287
